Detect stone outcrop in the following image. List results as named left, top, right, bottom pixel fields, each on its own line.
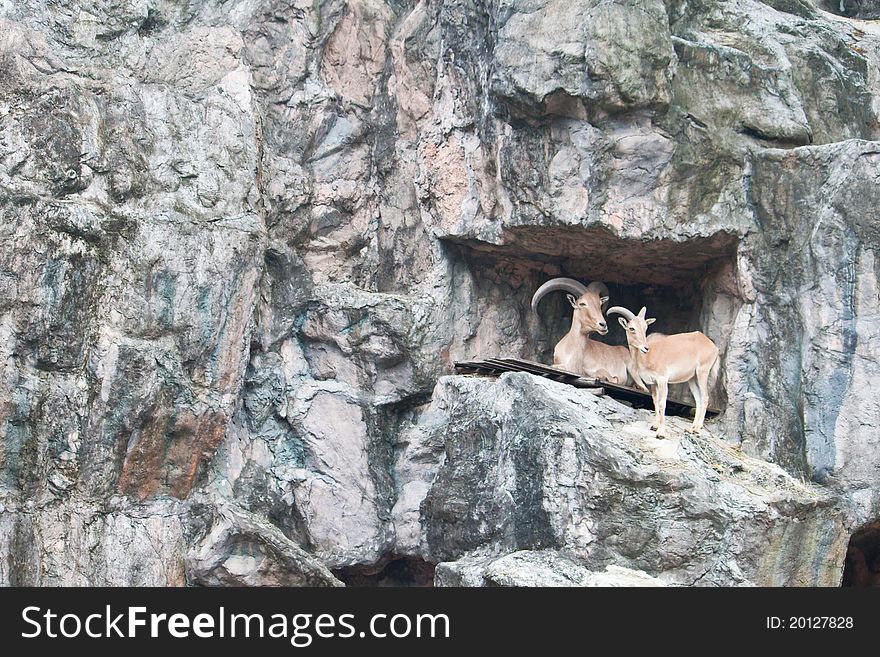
left=2, top=0, right=880, bottom=585
left=399, top=374, right=846, bottom=586
left=435, top=551, right=669, bottom=587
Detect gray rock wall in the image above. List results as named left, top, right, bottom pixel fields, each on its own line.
left=1, top=0, right=879, bottom=585
left=399, top=374, right=847, bottom=586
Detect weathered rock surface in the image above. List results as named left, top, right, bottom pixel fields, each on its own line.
left=731, top=140, right=880, bottom=520
left=186, top=499, right=343, bottom=586
left=1, top=0, right=879, bottom=586
left=398, top=374, right=846, bottom=586
left=0, top=496, right=190, bottom=585
left=435, top=550, right=668, bottom=587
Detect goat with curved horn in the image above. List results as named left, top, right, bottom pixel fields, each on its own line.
left=607, top=305, right=720, bottom=436
left=606, top=305, right=634, bottom=321
left=531, top=278, right=588, bottom=312
left=531, top=278, right=630, bottom=384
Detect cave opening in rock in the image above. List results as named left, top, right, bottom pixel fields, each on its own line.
left=333, top=557, right=436, bottom=587
left=818, top=0, right=880, bottom=19
left=841, top=521, right=880, bottom=586
left=444, top=226, right=740, bottom=412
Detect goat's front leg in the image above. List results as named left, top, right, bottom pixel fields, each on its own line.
left=631, top=373, right=649, bottom=393
left=651, top=378, right=669, bottom=437
left=593, top=368, right=615, bottom=384
left=649, top=384, right=661, bottom=431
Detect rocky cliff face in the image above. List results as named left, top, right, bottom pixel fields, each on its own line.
left=1, top=0, right=879, bottom=586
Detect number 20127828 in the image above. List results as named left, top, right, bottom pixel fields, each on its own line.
left=766, top=617, right=853, bottom=629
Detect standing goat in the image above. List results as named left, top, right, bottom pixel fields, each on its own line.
left=606, top=306, right=719, bottom=436
left=531, top=278, right=630, bottom=384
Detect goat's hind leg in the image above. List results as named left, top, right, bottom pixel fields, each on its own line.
left=686, top=377, right=702, bottom=434
left=690, top=365, right=712, bottom=432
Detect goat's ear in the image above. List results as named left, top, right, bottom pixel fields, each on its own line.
left=566, top=294, right=577, bottom=308
left=600, top=296, right=609, bottom=306
left=646, top=318, right=656, bottom=326
left=618, top=317, right=628, bottom=329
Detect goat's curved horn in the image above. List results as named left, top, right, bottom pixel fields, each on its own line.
left=531, top=278, right=588, bottom=313
left=586, top=281, right=609, bottom=302
left=606, top=306, right=636, bottom=321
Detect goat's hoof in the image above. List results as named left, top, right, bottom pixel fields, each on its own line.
left=650, top=423, right=661, bottom=432
left=686, top=426, right=702, bottom=434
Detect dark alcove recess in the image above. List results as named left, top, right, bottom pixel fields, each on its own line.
left=841, top=521, right=880, bottom=586
left=333, top=557, right=436, bottom=587
left=444, top=225, right=740, bottom=412
left=818, top=0, right=880, bottom=20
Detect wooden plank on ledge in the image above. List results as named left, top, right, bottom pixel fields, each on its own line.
left=453, top=358, right=720, bottom=418
left=493, top=358, right=601, bottom=388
